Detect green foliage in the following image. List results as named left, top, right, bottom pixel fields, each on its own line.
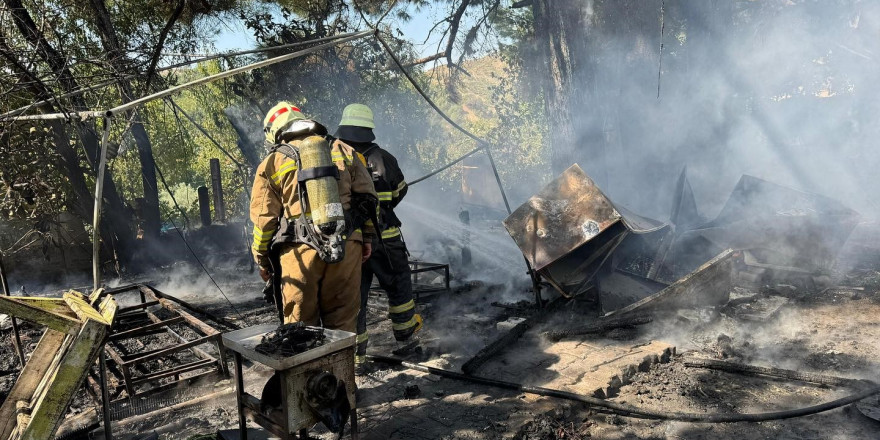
left=0, top=124, right=69, bottom=219
left=158, top=182, right=201, bottom=228
left=111, top=59, right=251, bottom=228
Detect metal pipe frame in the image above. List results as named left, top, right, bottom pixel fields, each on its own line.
left=0, top=31, right=371, bottom=121
left=102, top=285, right=228, bottom=402
left=407, top=261, right=451, bottom=301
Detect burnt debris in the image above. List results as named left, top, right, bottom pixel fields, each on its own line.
left=255, top=322, right=326, bottom=357
left=503, top=164, right=861, bottom=315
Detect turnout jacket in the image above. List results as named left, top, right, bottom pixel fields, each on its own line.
left=250, top=138, right=377, bottom=269
left=345, top=141, right=407, bottom=239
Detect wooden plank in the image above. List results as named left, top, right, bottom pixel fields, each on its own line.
left=111, top=316, right=186, bottom=340
left=21, top=317, right=113, bottom=439
left=0, top=329, right=68, bottom=439
left=64, top=291, right=114, bottom=325
left=606, top=249, right=739, bottom=317
left=0, top=297, right=80, bottom=335
left=20, top=294, right=116, bottom=439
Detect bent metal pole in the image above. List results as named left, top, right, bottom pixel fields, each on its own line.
left=93, top=116, right=113, bottom=291
left=0, top=31, right=370, bottom=121
left=1, top=30, right=373, bottom=123
left=106, top=30, right=373, bottom=118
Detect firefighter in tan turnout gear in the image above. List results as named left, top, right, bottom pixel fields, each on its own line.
left=334, top=104, right=423, bottom=374
left=250, top=101, right=378, bottom=333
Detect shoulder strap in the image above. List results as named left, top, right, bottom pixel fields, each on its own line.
left=272, top=143, right=299, bottom=161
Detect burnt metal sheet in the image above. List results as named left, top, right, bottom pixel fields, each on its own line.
left=670, top=166, right=705, bottom=231
left=680, top=175, right=860, bottom=270
left=540, top=222, right=628, bottom=296
left=604, top=249, right=740, bottom=317
left=503, top=164, right=623, bottom=270
left=856, top=395, right=880, bottom=423
left=616, top=204, right=667, bottom=234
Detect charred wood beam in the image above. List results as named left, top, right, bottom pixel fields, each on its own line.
left=129, top=358, right=216, bottom=385
left=116, top=301, right=159, bottom=314
left=544, top=315, right=653, bottom=342
left=683, top=357, right=873, bottom=388
left=147, top=284, right=241, bottom=331
left=104, top=283, right=149, bottom=295
left=125, top=335, right=216, bottom=364
left=461, top=296, right=566, bottom=375
left=139, top=286, right=218, bottom=336
left=143, top=308, right=217, bottom=364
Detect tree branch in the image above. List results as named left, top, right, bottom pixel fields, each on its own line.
left=445, top=0, right=471, bottom=67
left=142, top=0, right=186, bottom=93
left=4, top=0, right=81, bottom=95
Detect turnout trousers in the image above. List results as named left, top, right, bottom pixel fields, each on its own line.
left=355, top=235, right=420, bottom=362
left=278, top=239, right=363, bottom=333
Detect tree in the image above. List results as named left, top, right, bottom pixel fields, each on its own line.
left=0, top=0, right=242, bottom=268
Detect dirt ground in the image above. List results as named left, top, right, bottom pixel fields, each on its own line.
left=2, top=240, right=880, bottom=439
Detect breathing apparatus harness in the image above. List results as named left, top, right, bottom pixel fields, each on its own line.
left=272, top=120, right=347, bottom=264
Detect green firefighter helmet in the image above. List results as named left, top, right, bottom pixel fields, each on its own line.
left=263, top=101, right=306, bottom=144
left=338, top=103, right=375, bottom=129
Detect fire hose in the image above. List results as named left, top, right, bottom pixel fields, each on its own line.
left=367, top=355, right=880, bottom=423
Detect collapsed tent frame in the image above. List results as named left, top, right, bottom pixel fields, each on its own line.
left=0, top=27, right=529, bottom=298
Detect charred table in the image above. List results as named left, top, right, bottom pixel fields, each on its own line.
left=222, top=323, right=358, bottom=440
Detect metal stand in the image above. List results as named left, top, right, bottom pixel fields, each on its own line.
left=408, top=261, right=450, bottom=302
left=234, top=352, right=247, bottom=440
left=225, top=324, right=358, bottom=440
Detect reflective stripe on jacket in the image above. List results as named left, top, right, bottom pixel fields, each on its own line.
left=339, top=141, right=407, bottom=234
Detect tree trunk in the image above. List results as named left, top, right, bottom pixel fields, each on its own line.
left=224, top=107, right=262, bottom=170
left=4, top=0, right=135, bottom=264
left=49, top=120, right=93, bottom=221
left=531, top=0, right=592, bottom=174
left=87, top=0, right=162, bottom=240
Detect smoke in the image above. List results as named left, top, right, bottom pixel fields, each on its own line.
left=557, top=1, right=880, bottom=222
left=395, top=180, right=533, bottom=300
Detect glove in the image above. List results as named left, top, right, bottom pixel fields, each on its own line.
left=261, top=278, right=275, bottom=305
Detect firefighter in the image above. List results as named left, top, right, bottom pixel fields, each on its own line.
left=250, top=101, right=378, bottom=333
left=335, top=103, right=423, bottom=374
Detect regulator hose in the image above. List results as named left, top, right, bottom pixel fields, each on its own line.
left=367, top=355, right=880, bottom=423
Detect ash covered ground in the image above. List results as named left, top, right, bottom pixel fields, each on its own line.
left=2, top=230, right=880, bottom=439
